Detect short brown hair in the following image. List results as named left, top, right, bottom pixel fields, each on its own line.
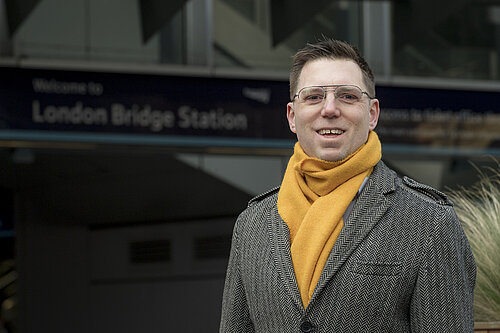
left=289, top=38, right=375, bottom=100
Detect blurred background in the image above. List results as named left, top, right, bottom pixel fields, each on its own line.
left=0, top=0, right=499, bottom=332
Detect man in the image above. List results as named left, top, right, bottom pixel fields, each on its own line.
left=220, top=38, right=475, bottom=332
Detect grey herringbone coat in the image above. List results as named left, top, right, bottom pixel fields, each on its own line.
left=220, top=161, right=476, bottom=332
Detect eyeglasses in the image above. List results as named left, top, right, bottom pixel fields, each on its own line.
left=292, top=85, right=375, bottom=105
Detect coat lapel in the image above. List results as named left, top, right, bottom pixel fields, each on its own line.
left=310, top=161, right=396, bottom=303
left=269, top=203, right=305, bottom=312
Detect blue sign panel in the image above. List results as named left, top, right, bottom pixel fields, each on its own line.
left=0, top=66, right=499, bottom=155
left=375, top=85, right=500, bottom=155
left=0, top=66, right=295, bottom=148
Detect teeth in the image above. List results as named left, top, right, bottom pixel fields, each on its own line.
left=318, top=129, right=343, bottom=135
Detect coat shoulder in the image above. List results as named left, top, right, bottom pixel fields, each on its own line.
left=400, top=176, right=453, bottom=206
left=247, top=186, right=280, bottom=207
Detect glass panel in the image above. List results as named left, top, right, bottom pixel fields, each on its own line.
left=392, top=0, right=500, bottom=80
left=213, top=0, right=363, bottom=71
left=4, top=0, right=364, bottom=70
left=281, top=1, right=362, bottom=54
left=221, top=0, right=256, bottom=23
left=7, top=0, right=176, bottom=64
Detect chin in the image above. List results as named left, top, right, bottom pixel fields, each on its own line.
left=322, top=156, right=344, bottom=162
left=318, top=151, right=346, bottom=162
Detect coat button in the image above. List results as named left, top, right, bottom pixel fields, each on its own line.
left=300, top=321, right=315, bottom=332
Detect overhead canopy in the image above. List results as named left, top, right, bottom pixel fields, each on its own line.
left=5, top=0, right=41, bottom=36
left=139, top=0, right=189, bottom=42
left=270, top=0, right=332, bottom=46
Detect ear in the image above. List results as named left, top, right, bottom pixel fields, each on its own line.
left=286, top=102, right=297, bottom=133
left=368, top=98, right=380, bottom=130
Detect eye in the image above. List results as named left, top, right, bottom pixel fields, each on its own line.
left=338, top=93, right=359, bottom=102
left=300, top=88, right=325, bottom=104
left=335, top=87, right=362, bottom=104
left=304, top=94, right=323, bottom=101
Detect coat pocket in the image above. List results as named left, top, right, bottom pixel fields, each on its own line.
left=349, top=261, right=402, bottom=276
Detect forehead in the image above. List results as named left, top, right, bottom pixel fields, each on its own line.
left=297, top=58, right=365, bottom=90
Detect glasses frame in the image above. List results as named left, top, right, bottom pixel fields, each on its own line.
left=291, top=84, right=375, bottom=104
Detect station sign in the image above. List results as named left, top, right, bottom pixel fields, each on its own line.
left=0, top=66, right=294, bottom=149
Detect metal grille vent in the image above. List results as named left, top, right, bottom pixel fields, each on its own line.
left=129, top=239, right=171, bottom=264
left=194, top=235, right=231, bottom=260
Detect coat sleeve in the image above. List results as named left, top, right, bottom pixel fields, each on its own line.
left=219, top=215, right=255, bottom=333
left=410, top=206, right=476, bottom=332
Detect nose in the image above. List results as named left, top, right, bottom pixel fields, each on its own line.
left=320, top=91, right=341, bottom=118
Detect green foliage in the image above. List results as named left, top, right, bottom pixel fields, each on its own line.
left=448, top=165, right=500, bottom=322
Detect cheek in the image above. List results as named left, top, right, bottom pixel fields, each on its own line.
left=293, top=114, right=306, bottom=132
left=297, top=112, right=315, bottom=128
left=355, top=111, right=371, bottom=130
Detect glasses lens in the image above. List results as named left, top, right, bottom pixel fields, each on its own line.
left=299, top=87, right=325, bottom=104
left=334, top=86, right=363, bottom=104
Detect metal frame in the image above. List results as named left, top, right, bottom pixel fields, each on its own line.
left=362, top=0, right=392, bottom=79
left=0, top=0, right=12, bottom=56
left=186, top=0, right=214, bottom=67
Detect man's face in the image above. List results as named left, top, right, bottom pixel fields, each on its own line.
left=287, top=58, right=380, bottom=161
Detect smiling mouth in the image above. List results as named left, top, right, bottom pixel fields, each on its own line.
left=317, top=129, right=344, bottom=135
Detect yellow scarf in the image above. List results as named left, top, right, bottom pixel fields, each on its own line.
left=277, top=131, right=382, bottom=308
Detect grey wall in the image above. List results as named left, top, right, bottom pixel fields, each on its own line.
left=6, top=148, right=286, bottom=333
